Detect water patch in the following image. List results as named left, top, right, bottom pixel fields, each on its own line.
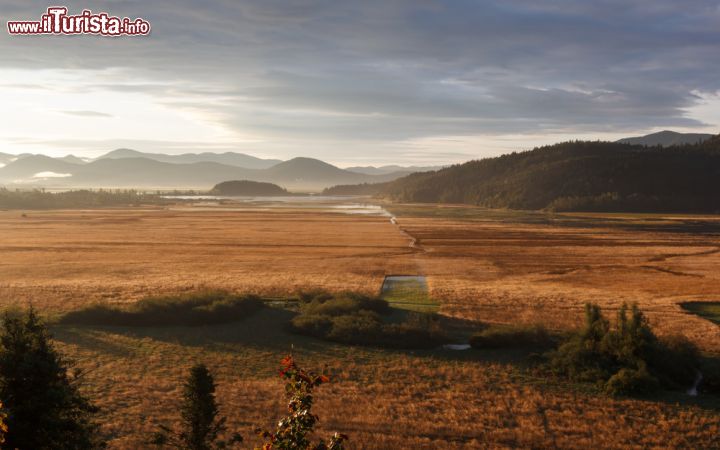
left=687, top=372, right=703, bottom=396
left=442, top=344, right=472, bottom=351
left=381, top=275, right=427, bottom=294
left=380, top=275, right=438, bottom=312
left=329, top=203, right=392, bottom=216
left=162, top=195, right=393, bottom=216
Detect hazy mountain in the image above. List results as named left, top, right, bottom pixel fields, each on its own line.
left=58, top=155, right=87, bottom=164
left=345, top=165, right=443, bottom=175
left=617, top=130, right=713, bottom=147
left=0, top=155, right=79, bottom=180
left=69, top=158, right=257, bottom=187
left=0, top=152, right=14, bottom=166
left=96, top=148, right=282, bottom=169
left=264, top=157, right=368, bottom=184
left=333, top=137, right=720, bottom=213
left=0, top=154, right=411, bottom=191
left=211, top=180, right=292, bottom=196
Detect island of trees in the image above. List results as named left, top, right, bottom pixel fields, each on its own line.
left=210, top=180, right=292, bottom=196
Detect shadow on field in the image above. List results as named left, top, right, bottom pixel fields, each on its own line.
left=52, top=306, right=520, bottom=365
left=52, top=306, right=720, bottom=413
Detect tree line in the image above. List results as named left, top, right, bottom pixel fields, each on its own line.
left=324, top=136, right=720, bottom=213
left=0, top=189, right=167, bottom=210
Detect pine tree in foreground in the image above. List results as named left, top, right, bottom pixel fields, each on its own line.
left=153, top=363, right=242, bottom=449
left=0, top=309, right=104, bottom=449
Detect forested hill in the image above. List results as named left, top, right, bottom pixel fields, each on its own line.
left=375, top=137, right=720, bottom=213
left=211, top=180, right=291, bottom=196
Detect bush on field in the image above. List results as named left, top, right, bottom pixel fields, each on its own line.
left=290, top=291, right=444, bottom=349
left=298, top=291, right=391, bottom=315
left=546, top=303, right=700, bottom=396
left=60, top=291, right=264, bottom=327
left=469, top=324, right=553, bottom=350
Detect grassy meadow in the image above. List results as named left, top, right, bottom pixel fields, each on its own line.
left=0, top=202, right=719, bottom=448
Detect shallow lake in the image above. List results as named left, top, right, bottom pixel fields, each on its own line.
left=164, top=195, right=392, bottom=216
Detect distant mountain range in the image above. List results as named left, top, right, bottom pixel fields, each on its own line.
left=344, top=165, right=444, bottom=175
left=328, top=134, right=720, bottom=213
left=96, top=148, right=282, bottom=169
left=2, top=130, right=716, bottom=194
left=616, top=130, right=713, bottom=147
left=0, top=149, right=429, bottom=191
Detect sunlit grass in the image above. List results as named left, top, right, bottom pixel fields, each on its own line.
left=380, top=275, right=439, bottom=313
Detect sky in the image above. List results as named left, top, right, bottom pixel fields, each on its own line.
left=1, top=0, right=720, bottom=167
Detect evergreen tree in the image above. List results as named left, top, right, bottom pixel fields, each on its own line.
left=153, top=364, right=241, bottom=449
left=0, top=309, right=104, bottom=449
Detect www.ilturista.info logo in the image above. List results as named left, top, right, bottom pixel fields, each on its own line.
left=7, top=7, right=151, bottom=36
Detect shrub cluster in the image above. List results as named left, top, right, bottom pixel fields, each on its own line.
left=289, top=292, right=445, bottom=348
left=60, top=291, right=264, bottom=327
left=469, top=324, right=553, bottom=350
left=547, top=303, right=699, bottom=396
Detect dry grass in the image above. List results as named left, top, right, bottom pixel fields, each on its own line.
left=394, top=211, right=720, bottom=353
left=1, top=203, right=719, bottom=448
left=0, top=207, right=416, bottom=312
left=52, top=312, right=719, bottom=449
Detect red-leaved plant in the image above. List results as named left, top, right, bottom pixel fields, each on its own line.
left=256, top=356, right=347, bottom=450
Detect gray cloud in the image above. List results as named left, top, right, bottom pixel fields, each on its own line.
left=1, top=0, right=719, bottom=162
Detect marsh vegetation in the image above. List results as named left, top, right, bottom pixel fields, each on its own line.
left=1, top=203, right=719, bottom=448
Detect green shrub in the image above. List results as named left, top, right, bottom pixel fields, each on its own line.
left=297, top=289, right=334, bottom=303
left=605, top=363, right=660, bottom=396
left=60, top=291, right=264, bottom=327
left=289, top=314, right=334, bottom=337
left=382, top=313, right=445, bottom=348
left=469, top=324, right=552, bottom=349
left=547, top=303, right=700, bottom=396
left=325, top=311, right=385, bottom=343
left=289, top=292, right=444, bottom=349
left=299, top=292, right=390, bottom=316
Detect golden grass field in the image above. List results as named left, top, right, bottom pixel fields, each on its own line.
left=0, top=206, right=415, bottom=312
left=1, top=203, right=719, bottom=448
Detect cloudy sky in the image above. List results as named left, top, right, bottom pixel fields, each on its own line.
left=1, top=0, right=720, bottom=166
